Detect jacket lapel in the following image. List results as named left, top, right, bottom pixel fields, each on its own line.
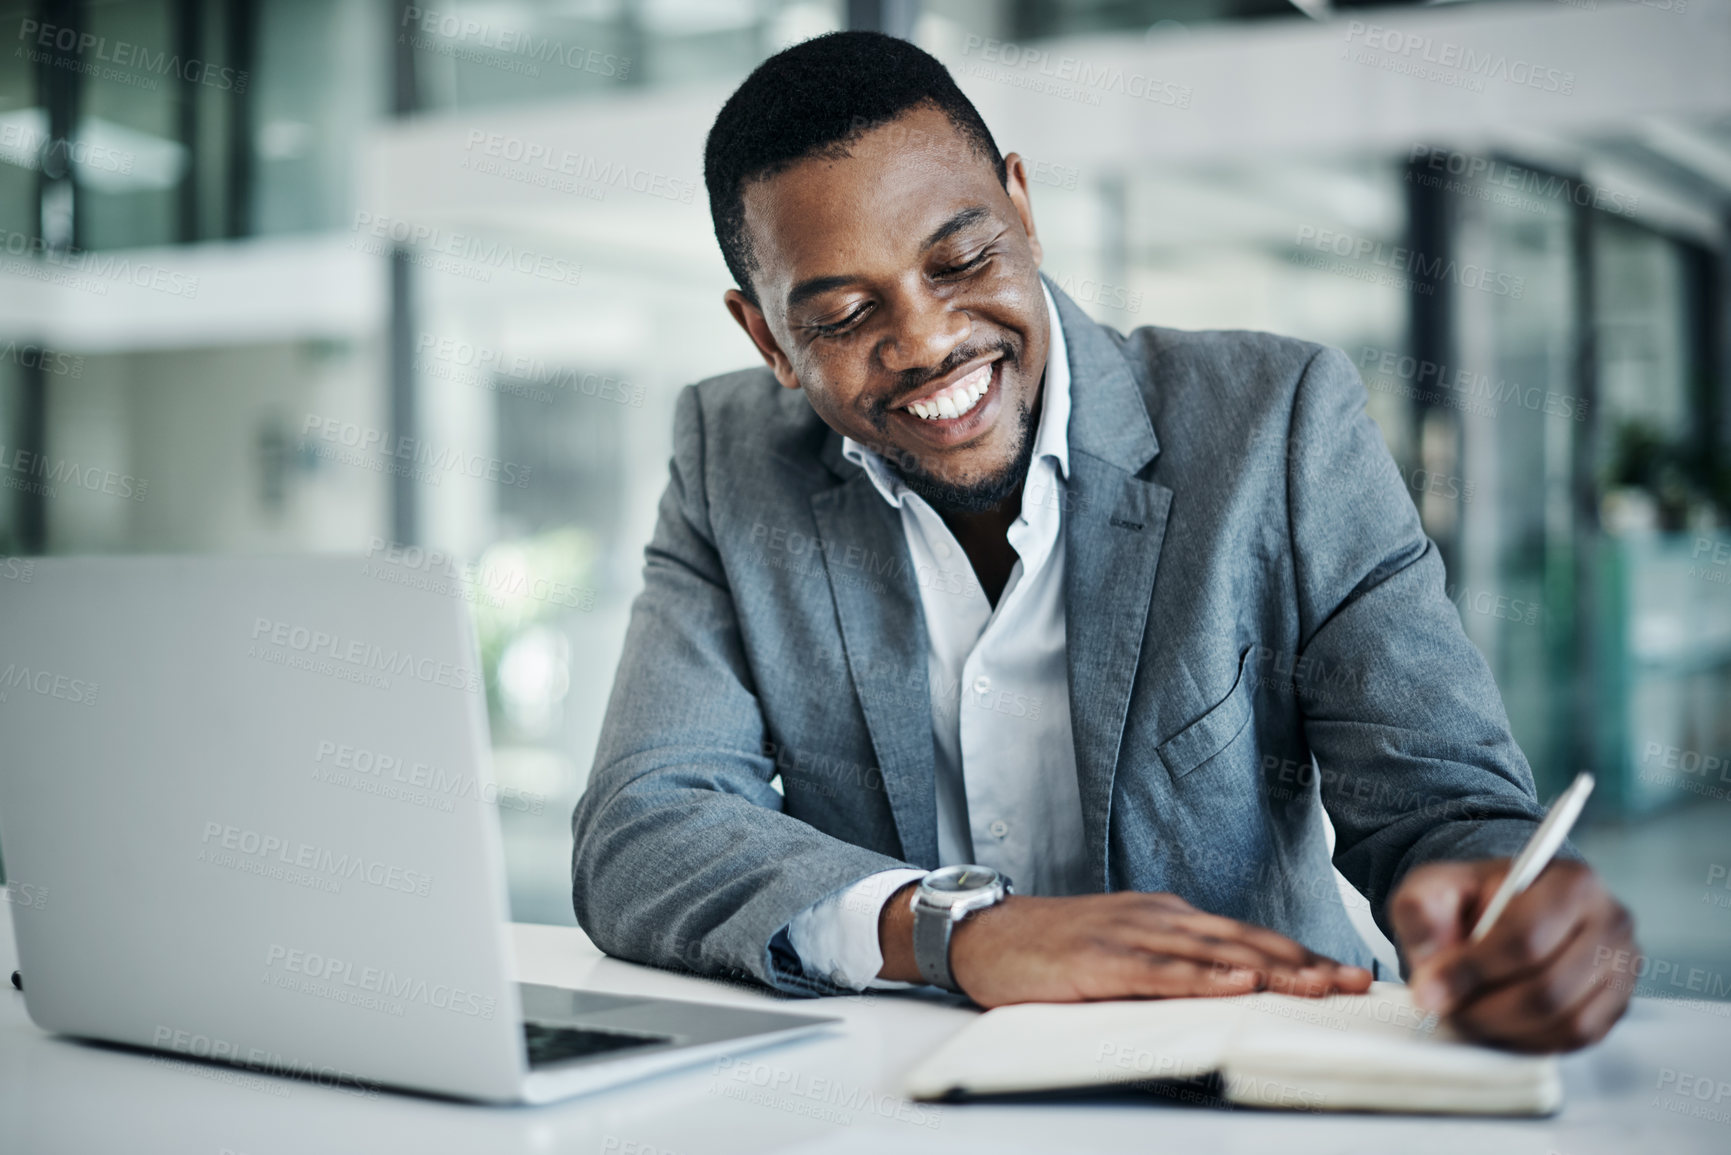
left=1052, top=286, right=1172, bottom=891
left=809, top=473, right=940, bottom=867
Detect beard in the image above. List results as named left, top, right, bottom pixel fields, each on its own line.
left=887, top=392, right=1038, bottom=515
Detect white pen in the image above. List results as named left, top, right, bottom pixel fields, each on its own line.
left=1469, top=771, right=1595, bottom=943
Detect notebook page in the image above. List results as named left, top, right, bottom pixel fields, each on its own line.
left=1219, top=982, right=1562, bottom=1114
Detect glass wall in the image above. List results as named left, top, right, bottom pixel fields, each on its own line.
left=1446, top=163, right=1585, bottom=800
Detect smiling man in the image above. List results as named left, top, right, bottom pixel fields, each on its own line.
left=571, top=31, right=1637, bottom=1052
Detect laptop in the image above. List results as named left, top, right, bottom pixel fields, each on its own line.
left=0, top=555, right=835, bottom=1104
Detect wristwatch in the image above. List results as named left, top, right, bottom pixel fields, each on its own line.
left=910, top=865, right=1012, bottom=994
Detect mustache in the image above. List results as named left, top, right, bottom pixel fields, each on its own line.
left=879, top=341, right=1018, bottom=414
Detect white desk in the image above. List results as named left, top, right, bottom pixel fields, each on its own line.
left=3, top=904, right=1728, bottom=1155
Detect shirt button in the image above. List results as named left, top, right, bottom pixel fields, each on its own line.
left=935, top=539, right=953, bottom=559
left=973, top=675, right=992, bottom=695
left=988, top=820, right=1009, bottom=839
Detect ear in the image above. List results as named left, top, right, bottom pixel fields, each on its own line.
left=724, top=289, right=801, bottom=391
left=1000, top=153, right=1043, bottom=269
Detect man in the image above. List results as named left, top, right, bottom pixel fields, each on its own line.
left=571, top=31, right=1636, bottom=1052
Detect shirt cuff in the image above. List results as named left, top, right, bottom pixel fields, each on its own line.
left=783, top=868, right=928, bottom=991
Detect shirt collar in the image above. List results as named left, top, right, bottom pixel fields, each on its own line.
left=842, top=281, right=1072, bottom=508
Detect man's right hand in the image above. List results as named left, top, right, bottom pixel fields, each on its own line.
left=878, top=884, right=1372, bottom=1007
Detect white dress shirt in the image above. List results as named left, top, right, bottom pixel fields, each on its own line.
left=784, top=283, right=1087, bottom=990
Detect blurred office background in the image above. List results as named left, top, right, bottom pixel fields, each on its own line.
left=1, top=0, right=1727, bottom=994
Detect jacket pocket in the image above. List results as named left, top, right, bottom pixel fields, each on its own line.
left=1157, top=649, right=1254, bottom=780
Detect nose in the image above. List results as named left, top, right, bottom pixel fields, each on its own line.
left=879, top=291, right=971, bottom=377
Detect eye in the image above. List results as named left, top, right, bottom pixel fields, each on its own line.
left=806, top=302, right=873, bottom=338
left=935, top=249, right=992, bottom=279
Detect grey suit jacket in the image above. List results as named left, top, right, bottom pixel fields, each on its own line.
left=571, top=281, right=1546, bottom=996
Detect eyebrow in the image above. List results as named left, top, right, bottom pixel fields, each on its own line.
left=782, top=205, right=995, bottom=314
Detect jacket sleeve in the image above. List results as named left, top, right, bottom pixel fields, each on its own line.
left=570, top=384, right=911, bottom=995
left=1284, top=347, right=1554, bottom=951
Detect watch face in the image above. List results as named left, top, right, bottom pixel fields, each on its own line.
left=926, top=866, right=1001, bottom=895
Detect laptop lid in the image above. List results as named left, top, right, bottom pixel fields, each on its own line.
left=0, top=555, right=530, bottom=1101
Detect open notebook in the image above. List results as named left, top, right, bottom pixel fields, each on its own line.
left=905, top=982, right=1562, bottom=1115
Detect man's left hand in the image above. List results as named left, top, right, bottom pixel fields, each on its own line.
left=1390, top=858, right=1637, bottom=1053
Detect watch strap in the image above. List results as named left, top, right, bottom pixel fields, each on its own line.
left=912, top=898, right=958, bottom=991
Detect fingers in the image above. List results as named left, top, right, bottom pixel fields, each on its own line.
left=1166, top=910, right=1325, bottom=968
left=1457, top=969, right=1630, bottom=1053
left=1412, top=861, right=1605, bottom=1015
left=1390, top=859, right=1505, bottom=971
left=1114, top=924, right=1292, bottom=976
left=1101, top=953, right=1268, bottom=1000
left=1115, top=907, right=1372, bottom=997
left=1411, top=862, right=1638, bottom=1052
left=1523, top=980, right=1629, bottom=1053
left=1447, top=918, right=1630, bottom=1051
left=1105, top=948, right=1369, bottom=1001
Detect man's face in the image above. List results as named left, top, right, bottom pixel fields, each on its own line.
left=724, top=104, right=1048, bottom=514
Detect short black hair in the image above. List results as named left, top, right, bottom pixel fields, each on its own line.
left=704, top=31, right=1007, bottom=308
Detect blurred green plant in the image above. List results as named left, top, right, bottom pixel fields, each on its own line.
left=1605, top=419, right=1730, bottom=531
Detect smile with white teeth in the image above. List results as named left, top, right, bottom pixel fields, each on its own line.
left=904, top=363, right=991, bottom=421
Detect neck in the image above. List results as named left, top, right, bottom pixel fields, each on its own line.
left=940, top=380, right=1044, bottom=607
